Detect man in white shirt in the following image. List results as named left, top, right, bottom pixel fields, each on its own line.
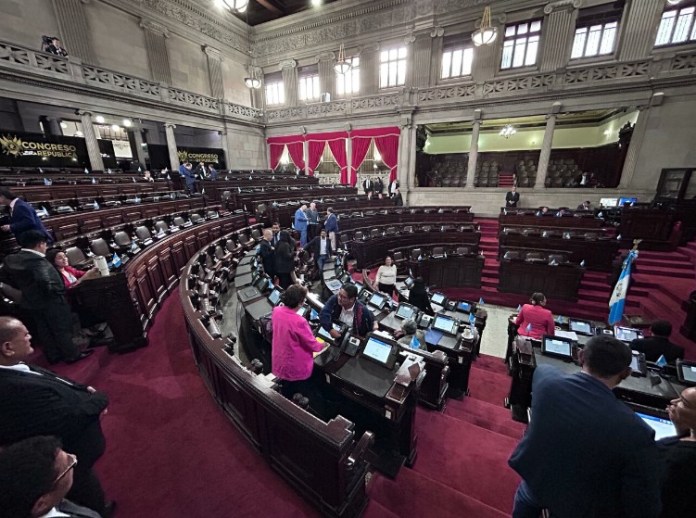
left=303, top=229, right=333, bottom=271
left=0, top=435, right=102, bottom=517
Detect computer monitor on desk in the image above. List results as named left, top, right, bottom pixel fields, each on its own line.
left=430, top=292, right=446, bottom=307
left=361, top=335, right=399, bottom=370
left=676, top=360, right=696, bottom=386
left=456, top=300, right=473, bottom=314
left=599, top=198, right=618, bottom=208
left=541, top=335, right=574, bottom=360
left=394, top=303, right=418, bottom=321
left=569, top=319, right=593, bottom=336
left=268, top=288, right=282, bottom=306
left=432, top=314, right=459, bottom=336
left=368, top=292, right=390, bottom=312
left=614, top=326, right=643, bottom=343
left=404, top=277, right=415, bottom=289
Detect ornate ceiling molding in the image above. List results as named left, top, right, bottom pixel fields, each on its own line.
left=543, top=0, right=583, bottom=15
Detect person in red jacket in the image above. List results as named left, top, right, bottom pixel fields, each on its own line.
left=46, top=249, right=99, bottom=289
left=515, top=292, right=555, bottom=340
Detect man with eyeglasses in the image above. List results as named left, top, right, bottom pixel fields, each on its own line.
left=319, top=284, right=377, bottom=339
left=0, top=317, right=112, bottom=517
left=0, top=435, right=101, bottom=518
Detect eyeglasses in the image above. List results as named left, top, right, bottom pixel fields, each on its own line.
left=54, top=453, right=78, bottom=485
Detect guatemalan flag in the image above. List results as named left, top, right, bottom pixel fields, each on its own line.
left=608, top=249, right=638, bottom=325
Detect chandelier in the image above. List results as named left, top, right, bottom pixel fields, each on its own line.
left=334, top=44, right=352, bottom=75
left=221, top=0, right=248, bottom=12
left=472, top=6, right=498, bottom=47
left=244, top=67, right=261, bottom=89
left=499, top=124, right=516, bottom=139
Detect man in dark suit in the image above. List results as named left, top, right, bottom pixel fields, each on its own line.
left=1, top=230, right=90, bottom=364
left=508, top=335, right=661, bottom=518
left=303, top=228, right=332, bottom=271
left=257, top=229, right=275, bottom=279
left=271, top=221, right=281, bottom=247
left=0, top=189, right=52, bottom=244
left=320, top=284, right=377, bottom=339
left=0, top=316, right=111, bottom=516
left=0, top=435, right=102, bottom=518
left=631, top=320, right=685, bottom=364
left=505, top=186, right=520, bottom=208
left=362, top=177, right=373, bottom=199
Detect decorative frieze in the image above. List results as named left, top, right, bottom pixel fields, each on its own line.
left=482, top=74, right=555, bottom=97
left=82, top=65, right=162, bottom=99
left=564, top=62, right=650, bottom=85
left=418, top=84, right=476, bottom=103
left=168, top=87, right=220, bottom=113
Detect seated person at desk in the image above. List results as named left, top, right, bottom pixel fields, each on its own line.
left=659, top=386, right=696, bottom=518
left=394, top=319, right=426, bottom=350
left=631, top=320, right=685, bottom=364
left=320, top=284, right=377, bottom=339
left=375, top=256, right=397, bottom=297
left=514, top=292, right=554, bottom=340
left=45, top=249, right=99, bottom=289
left=577, top=200, right=592, bottom=211
left=303, top=228, right=332, bottom=271
left=272, top=285, right=326, bottom=400
left=408, top=278, right=434, bottom=315
left=535, top=206, right=552, bottom=216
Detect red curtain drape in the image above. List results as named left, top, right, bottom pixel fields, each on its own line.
left=268, top=143, right=285, bottom=170
left=373, top=135, right=399, bottom=182
left=307, top=141, right=325, bottom=176
left=350, top=136, right=372, bottom=187
left=286, top=142, right=305, bottom=171
left=327, top=139, right=348, bottom=184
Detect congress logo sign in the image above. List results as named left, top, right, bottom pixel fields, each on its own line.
left=0, top=134, right=78, bottom=159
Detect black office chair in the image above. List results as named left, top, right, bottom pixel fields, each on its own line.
left=503, top=250, right=521, bottom=261
left=525, top=252, right=547, bottom=264
left=431, top=246, right=445, bottom=259
left=90, top=238, right=112, bottom=258
left=370, top=228, right=381, bottom=239
left=548, top=254, right=569, bottom=266
left=410, top=248, right=423, bottom=261
left=455, top=246, right=472, bottom=256
left=65, top=246, right=92, bottom=269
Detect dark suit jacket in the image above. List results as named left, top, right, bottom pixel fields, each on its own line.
left=631, top=336, right=684, bottom=364
left=304, top=236, right=332, bottom=258
left=0, top=366, right=108, bottom=451
left=257, top=239, right=275, bottom=276
left=3, top=250, right=67, bottom=311
left=505, top=191, right=520, bottom=207
left=508, top=365, right=661, bottom=518
left=9, top=198, right=51, bottom=243
left=319, top=295, right=374, bottom=338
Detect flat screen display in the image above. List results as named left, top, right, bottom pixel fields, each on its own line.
left=395, top=304, right=417, bottom=320
left=268, top=289, right=281, bottom=306
left=629, top=352, right=644, bottom=373
left=680, top=364, right=696, bottom=383
left=369, top=292, right=387, bottom=308
left=433, top=315, right=458, bottom=336
left=599, top=197, right=618, bottom=208
left=362, top=336, right=393, bottom=365
left=354, top=282, right=364, bottom=293
left=430, top=293, right=446, bottom=306
left=615, top=326, right=641, bottom=342
left=457, top=301, right=471, bottom=312
left=542, top=336, right=573, bottom=358
left=317, top=326, right=333, bottom=342
left=404, top=277, right=415, bottom=289
left=618, top=197, right=637, bottom=206
left=569, top=320, right=592, bottom=335
left=637, top=413, right=676, bottom=441
left=296, top=305, right=306, bottom=316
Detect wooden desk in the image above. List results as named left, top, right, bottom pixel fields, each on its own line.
left=499, top=260, right=584, bottom=300
left=499, top=212, right=604, bottom=229
left=419, top=255, right=485, bottom=289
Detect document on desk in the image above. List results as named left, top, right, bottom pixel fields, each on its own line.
left=555, top=330, right=578, bottom=341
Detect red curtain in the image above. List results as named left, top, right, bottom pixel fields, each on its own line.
left=327, top=139, right=348, bottom=184
left=374, top=135, right=399, bottom=182
left=307, top=141, right=325, bottom=176
left=286, top=142, right=305, bottom=171
left=268, top=143, right=285, bottom=170
left=350, top=136, right=372, bottom=187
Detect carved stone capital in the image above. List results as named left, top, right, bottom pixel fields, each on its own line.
left=404, top=34, right=416, bottom=45
left=75, top=110, right=93, bottom=118
left=140, top=18, right=170, bottom=38
left=317, top=51, right=336, bottom=62
left=551, top=101, right=562, bottom=114
left=279, top=59, right=297, bottom=69
left=543, top=0, right=583, bottom=15
left=163, top=122, right=177, bottom=130
left=203, top=45, right=222, bottom=60
left=473, top=108, right=482, bottom=121
left=430, top=27, right=445, bottom=38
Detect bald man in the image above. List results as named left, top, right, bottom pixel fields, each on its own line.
left=257, top=228, right=275, bottom=279
left=659, top=386, right=696, bottom=517
left=0, top=316, right=111, bottom=516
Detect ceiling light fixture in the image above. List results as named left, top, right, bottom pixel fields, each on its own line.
left=311, top=0, right=323, bottom=6
left=221, top=0, right=248, bottom=13
left=334, top=43, right=352, bottom=75
left=667, top=0, right=683, bottom=5
left=499, top=124, right=517, bottom=139
left=123, top=119, right=132, bottom=127
left=244, top=67, right=261, bottom=89
left=95, top=115, right=105, bottom=124
left=472, top=6, right=498, bottom=47
left=111, top=124, right=120, bottom=131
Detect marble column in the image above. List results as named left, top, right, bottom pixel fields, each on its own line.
left=345, top=135, right=353, bottom=186
left=317, top=52, right=336, bottom=101
left=140, top=19, right=172, bottom=84
left=540, top=2, right=579, bottom=72
left=428, top=28, right=444, bottom=87
left=77, top=110, right=104, bottom=171
left=250, top=67, right=265, bottom=110
left=359, top=45, right=379, bottom=96
left=303, top=140, right=310, bottom=176
left=131, top=126, right=147, bottom=166
left=619, top=0, right=665, bottom=61
left=534, top=114, right=557, bottom=189
left=397, top=124, right=413, bottom=192
left=280, top=59, right=298, bottom=106
left=466, top=115, right=481, bottom=190
left=164, top=123, right=179, bottom=171
left=410, top=33, right=433, bottom=88
left=618, top=108, right=649, bottom=189
left=203, top=46, right=224, bottom=99
left=51, top=0, right=95, bottom=63
left=220, top=127, right=233, bottom=170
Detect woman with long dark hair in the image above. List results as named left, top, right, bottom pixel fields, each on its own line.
left=274, top=230, right=296, bottom=289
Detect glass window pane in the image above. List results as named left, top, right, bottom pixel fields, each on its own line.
left=299, top=79, right=306, bottom=100
left=388, top=61, right=397, bottom=86
left=530, top=20, right=542, bottom=33
left=353, top=69, right=360, bottom=93
left=525, top=36, right=539, bottom=66
left=673, top=10, right=694, bottom=43
left=380, top=63, right=388, bottom=88
left=518, top=23, right=528, bottom=35
left=389, top=48, right=397, bottom=60
left=505, top=26, right=516, bottom=37
left=599, top=25, right=616, bottom=54
left=441, top=51, right=452, bottom=78
left=691, top=17, right=696, bottom=40
left=501, top=40, right=514, bottom=69
left=398, top=47, right=407, bottom=59
left=451, top=49, right=463, bottom=76
left=380, top=50, right=388, bottom=62
left=397, top=60, right=406, bottom=85
left=462, top=48, right=474, bottom=75
left=353, top=57, right=359, bottom=67
left=571, top=29, right=587, bottom=59
left=585, top=26, right=601, bottom=56
left=278, top=86, right=285, bottom=104
left=513, top=38, right=526, bottom=67
left=655, top=12, right=676, bottom=46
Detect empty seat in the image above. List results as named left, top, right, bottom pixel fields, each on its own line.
left=90, top=238, right=111, bottom=257
left=135, top=226, right=152, bottom=242
left=548, top=254, right=568, bottom=265
left=431, top=246, right=445, bottom=258
left=354, top=231, right=364, bottom=241
left=370, top=228, right=381, bottom=239
left=172, top=216, right=186, bottom=227
left=65, top=246, right=91, bottom=268
left=392, top=251, right=405, bottom=264
left=113, top=231, right=132, bottom=248
left=503, top=250, right=521, bottom=261
left=525, top=252, right=547, bottom=263
left=410, top=248, right=422, bottom=261
left=190, top=213, right=204, bottom=224
left=154, top=220, right=168, bottom=234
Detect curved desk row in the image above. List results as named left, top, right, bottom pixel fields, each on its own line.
left=180, top=244, right=377, bottom=518
left=498, top=257, right=585, bottom=300
left=337, top=207, right=474, bottom=233
left=499, top=209, right=605, bottom=229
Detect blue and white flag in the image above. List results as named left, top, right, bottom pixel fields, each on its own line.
left=409, top=335, right=420, bottom=349
left=478, top=297, right=485, bottom=305
left=516, top=304, right=522, bottom=312
left=111, top=253, right=122, bottom=268
left=608, top=249, right=638, bottom=325
left=656, top=355, right=668, bottom=368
